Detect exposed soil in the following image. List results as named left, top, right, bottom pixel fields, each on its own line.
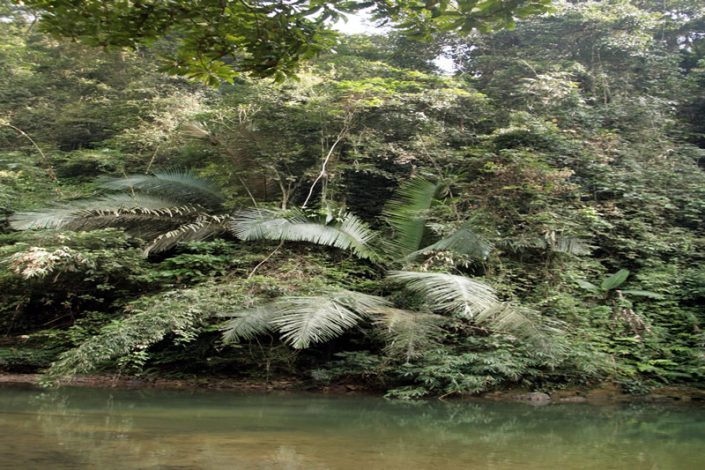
left=0, top=373, right=307, bottom=392
left=2, top=374, right=704, bottom=404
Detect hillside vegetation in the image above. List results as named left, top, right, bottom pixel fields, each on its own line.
left=1, top=0, right=703, bottom=398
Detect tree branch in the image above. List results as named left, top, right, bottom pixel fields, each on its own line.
left=301, top=116, right=352, bottom=208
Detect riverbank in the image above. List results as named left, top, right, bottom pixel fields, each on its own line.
left=0, top=373, right=304, bottom=392
left=2, top=373, right=704, bottom=405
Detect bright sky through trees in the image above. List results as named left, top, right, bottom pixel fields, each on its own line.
left=334, top=11, right=455, bottom=72
left=333, top=9, right=386, bottom=35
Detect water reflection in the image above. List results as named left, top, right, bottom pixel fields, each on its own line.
left=1, top=385, right=704, bottom=469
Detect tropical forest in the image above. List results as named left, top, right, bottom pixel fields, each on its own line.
left=1, top=1, right=705, bottom=465
left=0, top=0, right=705, bottom=469
left=2, top=0, right=704, bottom=397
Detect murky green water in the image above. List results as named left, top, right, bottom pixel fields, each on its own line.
left=1, top=385, right=704, bottom=469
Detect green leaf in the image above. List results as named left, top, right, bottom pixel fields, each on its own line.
left=601, top=269, right=630, bottom=291
left=576, top=280, right=600, bottom=292
left=382, top=178, right=440, bottom=258
left=408, top=222, right=493, bottom=261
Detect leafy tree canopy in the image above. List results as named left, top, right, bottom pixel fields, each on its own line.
left=13, top=0, right=552, bottom=83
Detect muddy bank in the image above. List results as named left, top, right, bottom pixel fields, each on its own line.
left=2, top=373, right=704, bottom=404
left=0, top=373, right=306, bottom=392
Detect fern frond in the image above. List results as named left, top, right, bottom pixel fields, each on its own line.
left=230, top=209, right=379, bottom=260
left=44, top=284, right=241, bottom=384
left=387, top=270, right=498, bottom=318
left=99, top=170, right=225, bottom=209
left=382, top=178, right=440, bottom=257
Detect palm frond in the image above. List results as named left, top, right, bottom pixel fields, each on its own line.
left=475, top=303, right=565, bottom=345
left=144, top=214, right=232, bottom=255
left=64, top=201, right=204, bottom=241
left=272, top=296, right=364, bottom=349
left=372, top=307, right=445, bottom=362
left=180, top=121, right=211, bottom=139
left=230, top=209, right=379, bottom=260
left=331, top=289, right=392, bottom=312
left=99, top=170, right=225, bottom=209
left=229, top=208, right=304, bottom=239
left=10, top=206, right=87, bottom=230
left=9, top=194, right=196, bottom=231
left=221, top=289, right=389, bottom=349
left=474, top=303, right=541, bottom=337
left=387, top=270, right=498, bottom=319
left=273, top=290, right=389, bottom=349
left=382, top=178, right=440, bottom=257
left=221, top=304, right=281, bottom=343
left=408, top=222, right=493, bottom=261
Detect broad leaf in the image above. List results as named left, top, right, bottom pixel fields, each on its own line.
left=601, top=269, right=630, bottom=291
left=576, top=280, right=600, bottom=292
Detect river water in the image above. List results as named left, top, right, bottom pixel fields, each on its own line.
left=1, top=385, right=704, bottom=469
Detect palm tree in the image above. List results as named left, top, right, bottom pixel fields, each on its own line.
left=220, top=177, right=559, bottom=354
left=16, top=173, right=561, bottom=379
left=11, top=170, right=385, bottom=259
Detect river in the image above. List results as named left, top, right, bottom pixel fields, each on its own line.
left=1, top=385, right=704, bottom=469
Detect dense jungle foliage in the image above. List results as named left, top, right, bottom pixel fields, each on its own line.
left=1, top=0, right=704, bottom=398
